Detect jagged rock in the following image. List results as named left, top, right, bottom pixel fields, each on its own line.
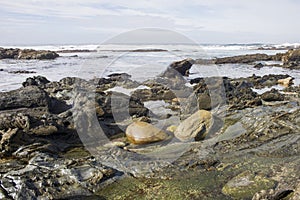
left=0, top=86, right=50, bottom=110
left=0, top=113, right=30, bottom=130
left=261, top=89, right=284, bottom=102
left=282, top=49, right=300, bottom=64
left=22, top=76, right=50, bottom=88
left=169, top=58, right=195, bottom=76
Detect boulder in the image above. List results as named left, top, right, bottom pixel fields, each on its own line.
left=174, top=110, right=213, bottom=141
left=254, top=63, right=264, bottom=69
left=261, top=89, right=284, bottom=102
left=22, top=76, right=50, bottom=87
left=278, top=77, right=293, bottom=87
left=197, top=93, right=212, bottom=110
left=126, top=121, right=168, bottom=144
left=0, top=86, right=50, bottom=110
left=169, top=58, right=195, bottom=76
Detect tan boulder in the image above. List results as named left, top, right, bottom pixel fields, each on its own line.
left=278, top=77, right=293, bottom=87
left=126, top=121, right=168, bottom=144
left=175, top=110, right=213, bottom=141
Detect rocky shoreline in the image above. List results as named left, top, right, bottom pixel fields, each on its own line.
left=195, top=48, right=300, bottom=69
left=0, top=47, right=59, bottom=60
left=0, top=49, right=299, bottom=199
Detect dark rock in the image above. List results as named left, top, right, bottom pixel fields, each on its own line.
left=107, top=73, right=131, bottom=81
left=130, top=49, right=168, bottom=52
left=0, top=47, right=59, bottom=60
left=17, top=49, right=59, bottom=60
left=261, top=89, right=284, bottom=102
left=254, top=63, right=264, bottom=69
left=0, top=86, right=50, bottom=110
left=9, top=70, right=36, bottom=74
left=214, top=53, right=271, bottom=64
left=197, top=93, right=212, bottom=110
left=22, top=76, right=50, bottom=88
left=0, top=48, right=19, bottom=59
left=56, top=49, right=96, bottom=53
left=282, top=49, right=300, bottom=64
left=169, top=58, right=195, bottom=76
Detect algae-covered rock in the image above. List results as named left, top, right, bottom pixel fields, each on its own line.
left=222, top=171, right=276, bottom=199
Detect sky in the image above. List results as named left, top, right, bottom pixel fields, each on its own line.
left=0, top=0, right=299, bottom=45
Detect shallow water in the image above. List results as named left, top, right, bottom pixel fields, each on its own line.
left=0, top=44, right=299, bottom=92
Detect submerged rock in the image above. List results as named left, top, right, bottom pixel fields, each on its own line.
left=175, top=110, right=213, bottom=141
left=254, top=63, right=264, bottom=69
left=126, top=121, right=168, bottom=144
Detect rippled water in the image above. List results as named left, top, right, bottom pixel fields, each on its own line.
left=0, top=44, right=299, bottom=92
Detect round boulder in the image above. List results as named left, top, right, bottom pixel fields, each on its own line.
left=126, top=121, right=168, bottom=144
left=175, top=110, right=213, bottom=141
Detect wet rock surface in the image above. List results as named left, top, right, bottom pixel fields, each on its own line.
left=0, top=61, right=299, bottom=199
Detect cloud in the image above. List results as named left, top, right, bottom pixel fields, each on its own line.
left=0, top=0, right=300, bottom=44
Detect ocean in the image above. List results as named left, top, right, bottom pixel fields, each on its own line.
left=1, top=43, right=300, bottom=92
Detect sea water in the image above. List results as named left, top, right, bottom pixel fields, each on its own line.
left=0, top=43, right=300, bottom=92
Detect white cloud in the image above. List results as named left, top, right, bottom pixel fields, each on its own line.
left=0, top=0, right=300, bottom=44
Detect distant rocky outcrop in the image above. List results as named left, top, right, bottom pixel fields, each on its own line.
left=169, top=58, right=195, bottom=76
left=282, top=49, right=300, bottom=67
left=194, top=49, right=300, bottom=69
left=0, top=47, right=59, bottom=60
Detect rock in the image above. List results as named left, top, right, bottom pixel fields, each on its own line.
left=261, top=89, right=284, bottom=102
left=0, top=113, right=30, bottom=130
left=197, top=93, right=212, bottom=110
left=107, top=73, right=131, bottom=81
left=22, top=76, right=50, bottom=88
left=214, top=54, right=271, bottom=64
left=0, top=48, right=19, bottom=59
left=0, top=47, right=59, bottom=60
left=126, top=121, right=168, bottom=144
left=174, top=110, right=213, bottom=141
left=17, top=49, right=59, bottom=60
left=0, top=128, right=19, bottom=152
left=278, top=77, right=293, bottom=87
left=9, top=70, right=36, bottom=74
left=56, top=49, right=96, bottom=53
left=282, top=49, right=300, bottom=64
left=222, top=171, right=276, bottom=199
left=169, top=58, right=195, bottom=76
left=0, top=86, right=50, bottom=110
left=254, top=63, right=264, bottom=69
